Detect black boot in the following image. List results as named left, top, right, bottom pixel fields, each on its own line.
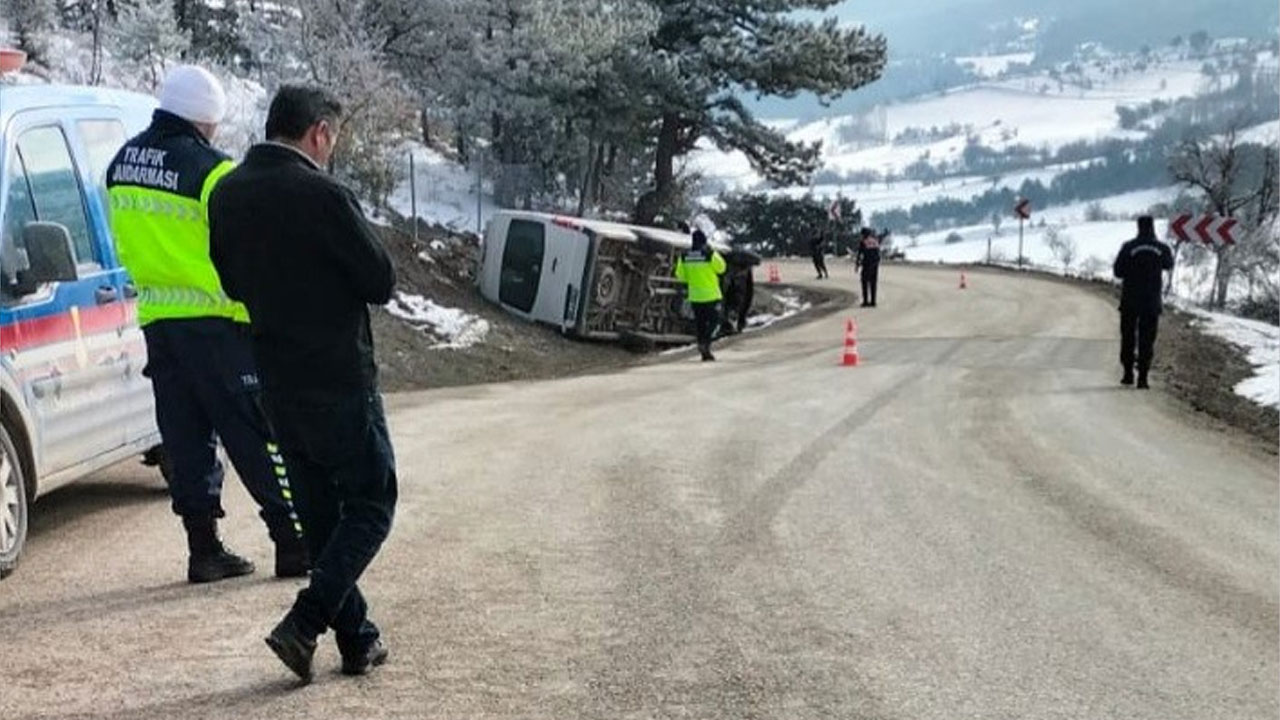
left=265, top=614, right=317, bottom=683
left=1136, top=371, right=1150, bottom=390
left=274, top=530, right=310, bottom=579
left=341, top=638, right=390, bottom=676
left=183, top=516, right=255, bottom=584
left=1121, top=367, right=1134, bottom=386
left=699, top=344, right=716, bottom=362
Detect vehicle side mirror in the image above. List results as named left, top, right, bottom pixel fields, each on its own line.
left=14, top=222, right=78, bottom=293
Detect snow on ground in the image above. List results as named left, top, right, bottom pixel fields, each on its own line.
left=386, top=291, right=491, bottom=349
left=955, top=53, right=1036, bottom=79
left=766, top=162, right=1108, bottom=215
left=747, top=289, right=812, bottom=330
left=904, top=219, right=1136, bottom=274
left=1238, top=120, right=1280, bottom=145
left=388, top=144, right=498, bottom=233
left=1191, top=309, right=1280, bottom=409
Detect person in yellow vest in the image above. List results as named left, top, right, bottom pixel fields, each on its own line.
left=106, top=65, right=306, bottom=584
left=675, top=229, right=727, bottom=361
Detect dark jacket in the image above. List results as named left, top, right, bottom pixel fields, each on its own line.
left=810, top=235, right=826, bottom=257
left=856, top=235, right=881, bottom=266
left=208, top=143, right=395, bottom=398
left=1113, top=232, right=1174, bottom=315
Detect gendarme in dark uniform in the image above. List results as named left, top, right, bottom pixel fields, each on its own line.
left=856, top=227, right=882, bottom=308
left=1112, top=216, right=1174, bottom=389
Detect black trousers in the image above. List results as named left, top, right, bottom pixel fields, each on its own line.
left=142, top=318, right=297, bottom=541
left=860, top=263, right=880, bottom=305
left=812, top=253, right=828, bottom=278
left=692, top=301, right=720, bottom=348
left=264, top=389, right=397, bottom=654
left=1120, top=311, right=1160, bottom=373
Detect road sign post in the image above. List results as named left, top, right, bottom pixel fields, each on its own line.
left=1013, top=198, right=1031, bottom=266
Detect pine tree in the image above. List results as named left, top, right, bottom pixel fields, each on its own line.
left=630, top=0, right=886, bottom=224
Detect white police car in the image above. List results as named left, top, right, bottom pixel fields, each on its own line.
left=0, top=71, right=167, bottom=578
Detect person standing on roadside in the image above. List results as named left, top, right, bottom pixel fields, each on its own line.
left=208, top=86, right=397, bottom=682
left=107, top=64, right=306, bottom=584
left=1112, top=215, right=1174, bottom=389
left=810, top=231, right=829, bottom=279
left=675, top=229, right=727, bottom=361
left=855, top=227, right=882, bottom=307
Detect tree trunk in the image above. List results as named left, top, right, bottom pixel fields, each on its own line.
left=633, top=112, right=680, bottom=225
left=576, top=139, right=595, bottom=218
left=419, top=109, right=430, bottom=145
left=1213, top=247, right=1233, bottom=308
left=590, top=142, right=606, bottom=206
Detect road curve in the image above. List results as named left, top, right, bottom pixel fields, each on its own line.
left=2, top=262, right=1275, bottom=720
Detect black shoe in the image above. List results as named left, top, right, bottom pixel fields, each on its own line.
left=188, top=549, right=256, bottom=584
left=183, top=516, right=255, bottom=583
left=275, top=537, right=310, bottom=579
left=1121, top=369, right=1134, bottom=386
left=1136, top=374, right=1150, bottom=390
left=265, top=616, right=317, bottom=683
left=341, top=639, right=389, bottom=676
left=870, top=302, right=877, bottom=307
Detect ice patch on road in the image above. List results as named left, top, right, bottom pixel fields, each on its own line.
left=386, top=291, right=490, bottom=349
left=1192, top=309, right=1280, bottom=409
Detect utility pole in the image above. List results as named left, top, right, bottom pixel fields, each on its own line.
left=409, top=152, right=418, bottom=244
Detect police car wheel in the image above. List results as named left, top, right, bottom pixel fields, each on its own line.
left=0, top=423, right=29, bottom=579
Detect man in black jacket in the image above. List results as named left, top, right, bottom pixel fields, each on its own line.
left=1113, top=216, right=1175, bottom=389
left=209, top=86, right=397, bottom=682
left=856, top=227, right=882, bottom=307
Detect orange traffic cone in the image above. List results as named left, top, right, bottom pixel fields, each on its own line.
left=768, top=263, right=781, bottom=283
left=841, top=318, right=860, bottom=367
left=959, top=272, right=968, bottom=290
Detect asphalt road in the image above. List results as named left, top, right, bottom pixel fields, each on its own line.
left=2, top=263, right=1276, bottom=719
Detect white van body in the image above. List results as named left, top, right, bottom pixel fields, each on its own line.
left=478, top=211, right=720, bottom=344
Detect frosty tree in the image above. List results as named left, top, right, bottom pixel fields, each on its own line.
left=111, top=0, right=190, bottom=90
left=4, top=0, right=58, bottom=63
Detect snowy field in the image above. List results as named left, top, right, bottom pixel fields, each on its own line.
left=695, top=57, right=1216, bottom=187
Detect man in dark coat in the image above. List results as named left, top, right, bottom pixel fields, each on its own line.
left=855, top=227, right=882, bottom=307
left=1113, top=215, right=1175, bottom=389
left=810, top=232, right=829, bottom=279
left=209, top=86, right=398, bottom=682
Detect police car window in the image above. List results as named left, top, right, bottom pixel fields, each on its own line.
left=77, top=120, right=126, bottom=191
left=16, top=126, right=96, bottom=266
left=1, top=149, right=37, bottom=288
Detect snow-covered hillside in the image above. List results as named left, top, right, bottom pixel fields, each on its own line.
left=697, top=55, right=1219, bottom=190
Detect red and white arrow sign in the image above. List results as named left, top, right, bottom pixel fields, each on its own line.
left=1170, top=214, right=1240, bottom=245
left=1014, top=198, right=1032, bottom=220
left=1213, top=217, right=1239, bottom=245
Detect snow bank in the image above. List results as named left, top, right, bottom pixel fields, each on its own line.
left=1191, top=310, right=1280, bottom=409
left=386, top=291, right=490, bottom=349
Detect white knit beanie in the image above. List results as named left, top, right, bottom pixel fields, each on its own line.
left=159, top=65, right=227, bottom=125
